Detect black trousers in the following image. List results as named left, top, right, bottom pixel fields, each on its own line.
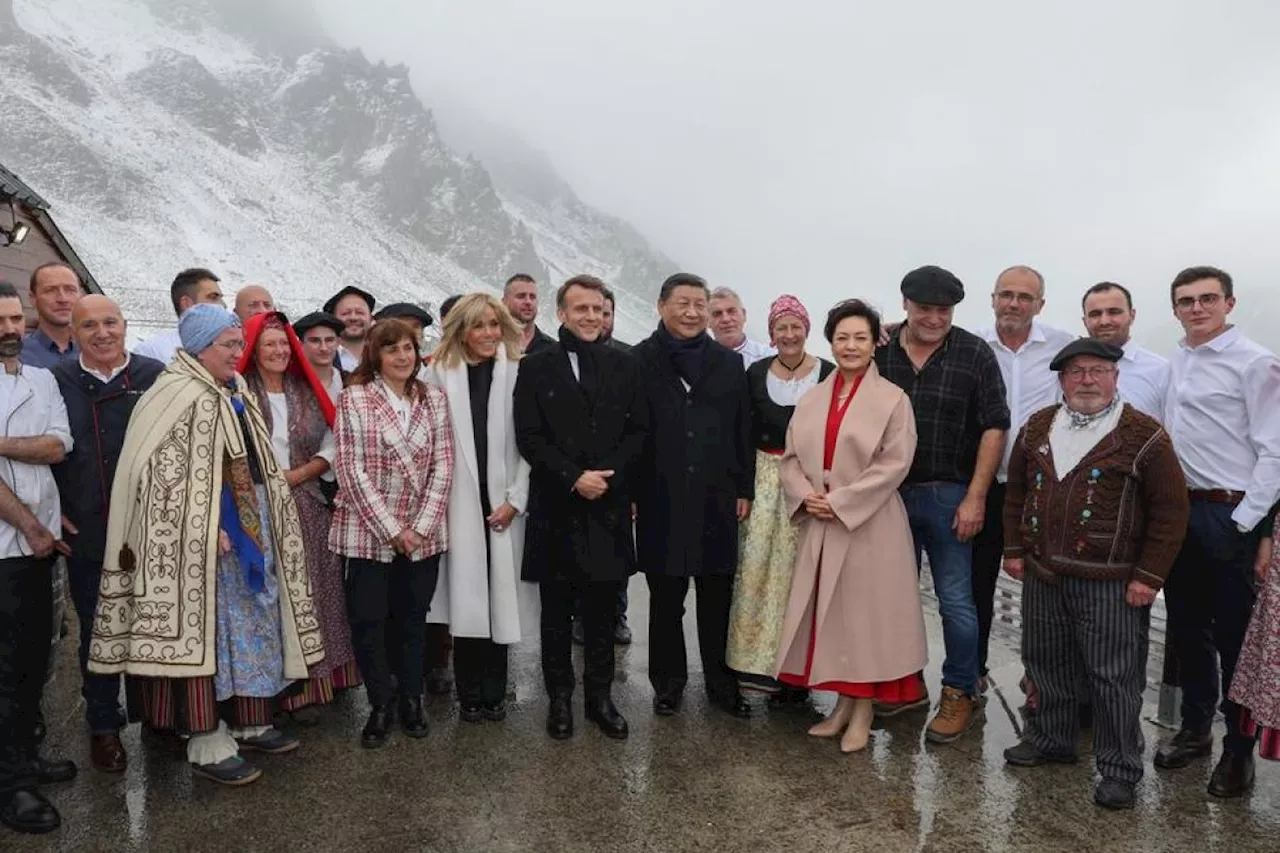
left=542, top=579, right=623, bottom=700
left=0, top=556, right=54, bottom=796
left=67, top=555, right=125, bottom=733
left=345, top=554, right=441, bottom=708
left=646, top=573, right=735, bottom=700
left=971, top=482, right=1006, bottom=677
left=1022, top=573, right=1150, bottom=784
left=453, top=638, right=508, bottom=707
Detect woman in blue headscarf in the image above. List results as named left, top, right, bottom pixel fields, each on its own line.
left=89, top=305, right=324, bottom=787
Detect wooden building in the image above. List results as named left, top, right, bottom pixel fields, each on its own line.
left=0, top=161, right=102, bottom=322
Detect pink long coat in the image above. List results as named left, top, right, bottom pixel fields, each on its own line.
left=773, top=363, right=929, bottom=685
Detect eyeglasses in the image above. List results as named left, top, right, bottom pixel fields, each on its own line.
left=213, top=339, right=247, bottom=352
left=1062, top=366, right=1116, bottom=381
left=1174, top=293, right=1222, bottom=310
left=995, top=291, right=1040, bottom=305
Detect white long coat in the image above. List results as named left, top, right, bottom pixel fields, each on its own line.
left=425, top=351, right=539, bottom=643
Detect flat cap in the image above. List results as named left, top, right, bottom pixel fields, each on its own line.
left=900, top=265, right=965, bottom=306
left=1050, top=337, right=1124, bottom=371
left=375, top=302, right=434, bottom=327
left=322, top=285, right=375, bottom=315
left=293, top=311, right=344, bottom=337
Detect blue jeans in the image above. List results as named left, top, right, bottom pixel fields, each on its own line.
left=67, top=556, right=125, bottom=733
left=901, top=482, right=980, bottom=695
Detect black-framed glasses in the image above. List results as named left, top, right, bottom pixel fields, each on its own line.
left=1174, top=293, right=1222, bottom=310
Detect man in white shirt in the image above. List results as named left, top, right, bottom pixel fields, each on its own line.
left=134, top=268, right=226, bottom=364
left=1155, top=265, right=1280, bottom=798
left=294, top=312, right=346, bottom=404
left=0, top=281, right=74, bottom=835
left=709, top=286, right=774, bottom=367
left=974, top=266, right=1075, bottom=687
left=1081, top=282, right=1169, bottom=421
left=322, top=285, right=376, bottom=372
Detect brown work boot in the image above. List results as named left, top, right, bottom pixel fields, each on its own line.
left=925, top=686, right=980, bottom=744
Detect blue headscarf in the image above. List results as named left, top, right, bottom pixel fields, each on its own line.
left=179, top=304, right=240, bottom=354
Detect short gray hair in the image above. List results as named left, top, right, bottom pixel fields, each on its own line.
left=709, top=286, right=743, bottom=304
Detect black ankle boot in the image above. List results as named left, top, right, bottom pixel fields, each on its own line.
left=361, top=706, right=394, bottom=749
left=586, top=696, right=629, bottom=740
left=398, top=695, right=429, bottom=739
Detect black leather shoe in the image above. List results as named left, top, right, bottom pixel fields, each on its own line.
left=1154, top=729, right=1213, bottom=769
left=1207, top=752, right=1255, bottom=798
left=398, top=696, right=429, bottom=739
left=1094, top=778, right=1136, bottom=810
left=459, top=702, right=485, bottom=723
left=653, top=693, right=682, bottom=717
left=361, top=706, right=394, bottom=749
left=31, top=756, right=78, bottom=785
left=482, top=702, right=508, bottom=722
left=586, top=696, right=629, bottom=740
left=1003, top=740, right=1078, bottom=767
left=0, top=789, right=60, bottom=835
left=547, top=697, right=574, bottom=740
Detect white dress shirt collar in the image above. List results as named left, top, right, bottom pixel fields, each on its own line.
left=79, top=353, right=130, bottom=384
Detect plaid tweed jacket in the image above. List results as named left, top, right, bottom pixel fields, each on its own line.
left=328, top=378, right=455, bottom=562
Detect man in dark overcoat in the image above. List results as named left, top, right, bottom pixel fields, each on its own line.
left=515, top=275, right=649, bottom=740
left=631, top=273, right=753, bottom=718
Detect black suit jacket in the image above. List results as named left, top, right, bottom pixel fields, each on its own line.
left=514, top=342, right=649, bottom=582
left=631, top=331, right=752, bottom=577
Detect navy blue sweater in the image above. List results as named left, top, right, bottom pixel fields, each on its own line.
left=52, top=354, right=165, bottom=563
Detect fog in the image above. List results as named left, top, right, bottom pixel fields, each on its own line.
left=311, top=0, right=1280, bottom=351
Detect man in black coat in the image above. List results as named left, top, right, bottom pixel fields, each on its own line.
left=631, top=273, right=753, bottom=718
left=51, top=296, right=164, bottom=774
left=515, top=275, right=649, bottom=741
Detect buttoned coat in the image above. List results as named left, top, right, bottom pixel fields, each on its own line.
left=328, top=379, right=455, bottom=562
left=424, top=352, right=539, bottom=643
left=774, top=363, right=928, bottom=684
left=631, top=332, right=753, bottom=578
left=514, top=341, right=649, bottom=583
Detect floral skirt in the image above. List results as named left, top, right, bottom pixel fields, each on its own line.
left=727, top=451, right=801, bottom=691
left=1229, top=521, right=1280, bottom=761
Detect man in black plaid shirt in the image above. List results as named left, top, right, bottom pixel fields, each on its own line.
left=874, top=265, right=1010, bottom=744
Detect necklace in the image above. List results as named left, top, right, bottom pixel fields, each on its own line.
left=775, top=354, right=806, bottom=376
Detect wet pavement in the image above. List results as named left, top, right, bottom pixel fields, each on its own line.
left=10, top=579, right=1278, bottom=853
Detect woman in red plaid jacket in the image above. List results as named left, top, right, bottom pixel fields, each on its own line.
left=328, top=319, right=455, bottom=749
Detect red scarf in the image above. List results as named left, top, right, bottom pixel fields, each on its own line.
left=237, top=311, right=337, bottom=428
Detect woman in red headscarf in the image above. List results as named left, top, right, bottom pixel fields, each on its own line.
left=726, top=295, right=834, bottom=707
left=238, top=311, right=360, bottom=722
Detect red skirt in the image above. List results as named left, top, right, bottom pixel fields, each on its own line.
left=777, top=565, right=925, bottom=703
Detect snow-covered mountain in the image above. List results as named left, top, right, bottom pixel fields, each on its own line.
left=0, top=0, right=675, bottom=343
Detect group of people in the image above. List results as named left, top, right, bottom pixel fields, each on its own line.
left=0, top=258, right=1277, bottom=836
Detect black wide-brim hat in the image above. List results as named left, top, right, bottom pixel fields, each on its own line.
left=322, top=285, right=376, bottom=315
left=293, top=311, right=345, bottom=337
left=375, top=302, right=434, bottom=327
left=1050, top=337, right=1124, bottom=371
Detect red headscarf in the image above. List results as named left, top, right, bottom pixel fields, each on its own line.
left=236, top=311, right=337, bottom=428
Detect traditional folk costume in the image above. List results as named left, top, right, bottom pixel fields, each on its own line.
left=727, top=295, right=833, bottom=694
left=1231, top=511, right=1280, bottom=761
left=239, top=312, right=360, bottom=712
left=89, top=307, right=323, bottom=783
left=776, top=363, right=927, bottom=702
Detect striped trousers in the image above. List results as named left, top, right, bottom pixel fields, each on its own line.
left=1022, top=572, right=1150, bottom=784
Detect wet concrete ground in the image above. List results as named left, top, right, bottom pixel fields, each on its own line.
left=9, top=579, right=1278, bottom=853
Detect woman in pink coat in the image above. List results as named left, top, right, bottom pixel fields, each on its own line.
left=775, top=299, right=928, bottom=753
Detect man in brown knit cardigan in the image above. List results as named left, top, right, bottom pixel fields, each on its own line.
left=1000, top=338, right=1189, bottom=810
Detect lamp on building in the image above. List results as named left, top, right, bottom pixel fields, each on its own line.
left=1, top=201, right=30, bottom=246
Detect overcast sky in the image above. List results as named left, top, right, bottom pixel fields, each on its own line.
left=313, top=0, right=1280, bottom=350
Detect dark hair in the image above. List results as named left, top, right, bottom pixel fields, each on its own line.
left=1171, top=265, right=1233, bottom=304
left=504, top=273, right=536, bottom=292
left=29, top=262, right=78, bottom=295
left=601, top=285, right=616, bottom=309
left=556, top=274, right=607, bottom=309
left=438, top=294, right=462, bottom=320
left=658, top=272, right=709, bottom=303
left=1081, top=281, right=1133, bottom=311
left=0, top=280, right=20, bottom=301
left=824, top=299, right=881, bottom=343
left=170, top=267, right=220, bottom=316
left=349, top=318, right=424, bottom=399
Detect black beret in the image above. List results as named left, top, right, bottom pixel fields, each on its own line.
left=322, top=285, right=375, bottom=315
left=375, top=302, right=434, bottom=327
left=900, top=265, right=965, bottom=307
left=1050, top=338, right=1124, bottom=371
left=293, top=311, right=344, bottom=337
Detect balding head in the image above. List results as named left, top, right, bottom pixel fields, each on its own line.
left=234, top=285, right=274, bottom=322
left=72, top=294, right=128, bottom=372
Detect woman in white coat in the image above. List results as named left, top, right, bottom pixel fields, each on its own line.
left=426, top=293, right=539, bottom=721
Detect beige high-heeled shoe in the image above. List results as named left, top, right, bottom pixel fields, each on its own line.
left=840, top=698, right=875, bottom=753
left=808, top=696, right=854, bottom=738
